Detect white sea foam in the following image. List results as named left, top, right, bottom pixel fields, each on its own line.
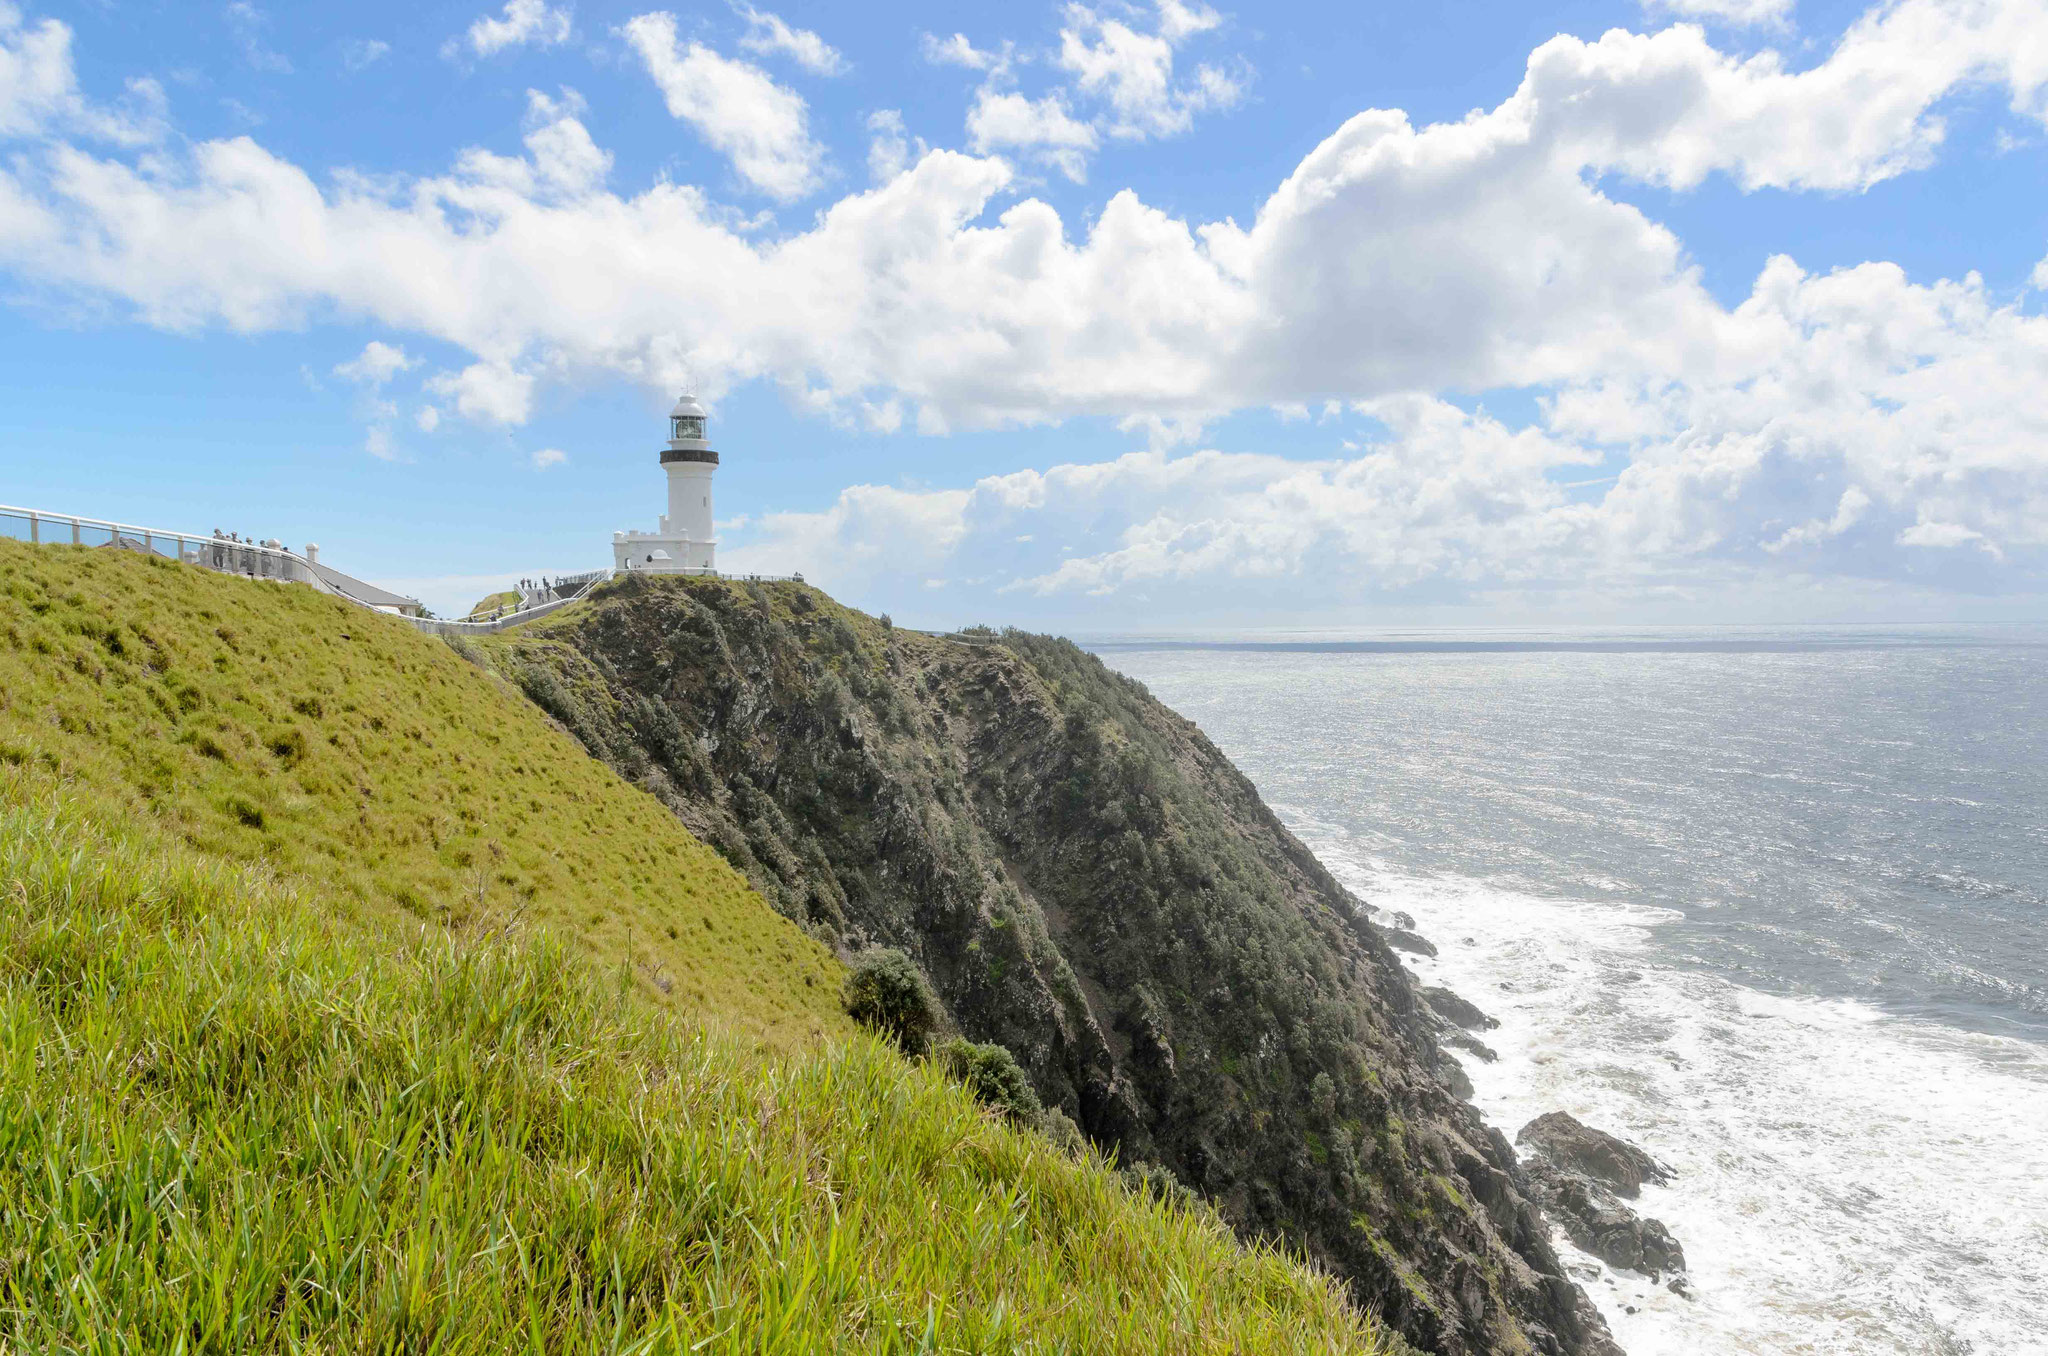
left=1310, top=837, right=2048, bottom=1356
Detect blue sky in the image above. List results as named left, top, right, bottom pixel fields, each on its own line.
left=1, top=0, right=2044, bottom=626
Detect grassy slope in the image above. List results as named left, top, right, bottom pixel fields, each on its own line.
left=0, top=542, right=1397, bottom=1354
left=0, top=541, right=841, bottom=1043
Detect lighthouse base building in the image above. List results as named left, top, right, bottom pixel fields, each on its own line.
left=614, top=391, right=719, bottom=574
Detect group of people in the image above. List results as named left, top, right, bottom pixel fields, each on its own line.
left=212, top=529, right=256, bottom=543
left=519, top=576, right=556, bottom=595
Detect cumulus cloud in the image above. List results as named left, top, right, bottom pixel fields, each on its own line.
left=932, top=3, right=1244, bottom=180
left=0, top=9, right=166, bottom=145
left=426, top=361, right=536, bottom=425
left=5, top=0, right=2042, bottom=416
left=966, top=89, right=1097, bottom=181
left=622, top=12, right=824, bottom=200
left=865, top=109, right=926, bottom=183
left=333, top=339, right=412, bottom=385
left=531, top=446, right=567, bottom=469
left=1056, top=0, right=1245, bottom=140
left=737, top=6, right=844, bottom=75
left=729, top=258, right=2048, bottom=606
left=921, top=32, right=1013, bottom=76
left=455, top=0, right=571, bottom=59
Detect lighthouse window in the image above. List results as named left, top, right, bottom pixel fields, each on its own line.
left=672, top=415, right=705, bottom=440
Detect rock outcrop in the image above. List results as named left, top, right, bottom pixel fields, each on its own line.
left=1518, top=1112, right=1673, bottom=1199
left=1517, top=1113, right=1686, bottom=1286
left=480, top=575, right=1623, bottom=1356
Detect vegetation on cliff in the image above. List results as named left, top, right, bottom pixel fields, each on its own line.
left=480, top=573, right=1619, bottom=1356
left=0, top=541, right=1396, bottom=1352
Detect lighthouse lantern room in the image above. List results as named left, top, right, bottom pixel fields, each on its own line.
left=614, top=391, right=719, bottom=574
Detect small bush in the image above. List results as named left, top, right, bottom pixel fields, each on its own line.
left=844, top=947, right=941, bottom=1055
left=1040, top=1105, right=1089, bottom=1157
left=1122, top=1160, right=1207, bottom=1215
left=935, top=1037, right=1043, bottom=1124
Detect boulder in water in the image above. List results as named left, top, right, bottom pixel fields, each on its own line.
left=1382, top=926, right=1438, bottom=958
left=1521, top=1161, right=1687, bottom=1278
left=1517, top=1111, right=1673, bottom=1198
left=1422, top=985, right=1500, bottom=1031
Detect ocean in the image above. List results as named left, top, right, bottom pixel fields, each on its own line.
left=1091, top=627, right=2048, bottom=1356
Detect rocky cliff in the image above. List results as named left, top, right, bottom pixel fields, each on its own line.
left=473, top=574, right=1619, bottom=1356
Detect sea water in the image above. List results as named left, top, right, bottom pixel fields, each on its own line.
left=1093, top=628, right=2048, bottom=1356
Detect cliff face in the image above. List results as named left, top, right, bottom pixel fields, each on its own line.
left=479, top=575, right=1618, bottom=1356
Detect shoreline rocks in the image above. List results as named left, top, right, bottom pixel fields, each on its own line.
left=1518, top=1111, right=1674, bottom=1199
left=1422, top=985, right=1501, bottom=1032
left=1516, top=1112, right=1688, bottom=1288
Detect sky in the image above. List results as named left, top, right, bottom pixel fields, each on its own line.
left=1, top=0, right=2044, bottom=628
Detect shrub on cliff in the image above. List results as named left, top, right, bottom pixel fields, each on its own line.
left=844, top=946, right=942, bottom=1055
left=935, top=1037, right=1044, bottom=1124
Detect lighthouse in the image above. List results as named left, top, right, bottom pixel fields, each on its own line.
left=613, top=391, right=718, bottom=574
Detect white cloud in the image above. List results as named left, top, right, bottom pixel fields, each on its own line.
left=342, top=38, right=390, bottom=71
left=866, top=109, right=926, bottom=184
left=0, top=7, right=77, bottom=138
left=737, top=6, right=844, bottom=76
left=922, top=32, right=1011, bottom=76
left=426, top=361, right=535, bottom=425
left=966, top=89, right=1097, bottom=180
left=333, top=339, right=412, bottom=385
left=0, top=11, right=166, bottom=145
left=531, top=446, right=567, bottom=469
left=621, top=12, right=824, bottom=201
left=1057, top=1, right=1245, bottom=140
left=416, top=405, right=442, bottom=432
left=364, top=426, right=398, bottom=461
left=931, top=3, right=1244, bottom=181
left=455, top=0, right=571, bottom=59
left=1645, top=0, right=1795, bottom=27
left=1899, top=520, right=2001, bottom=558
left=2033, top=254, right=2048, bottom=290
left=9, top=0, right=2043, bottom=416
left=224, top=2, right=292, bottom=75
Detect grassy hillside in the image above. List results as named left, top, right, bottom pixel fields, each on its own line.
left=0, top=540, right=841, bottom=1042
left=0, top=541, right=1397, bottom=1353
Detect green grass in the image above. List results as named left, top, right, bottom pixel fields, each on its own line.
left=0, top=776, right=1391, bottom=1353
left=0, top=543, right=1396, bottom=1352
left=0, top=541, right=842, bottom=1044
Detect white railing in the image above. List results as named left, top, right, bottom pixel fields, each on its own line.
left=3, top=501, right=296, bottom=574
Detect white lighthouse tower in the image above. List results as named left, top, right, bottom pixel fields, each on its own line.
left=613, top=391, right=718, bottom=574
